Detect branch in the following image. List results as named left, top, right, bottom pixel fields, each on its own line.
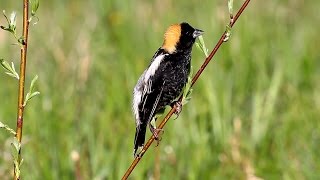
left=122, top=0, right=251, bottom=179
left=14, top=0, right=30, bottom=179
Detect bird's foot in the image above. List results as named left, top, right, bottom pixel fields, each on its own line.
left=149, top=125, right=164, bottom=147
left=171, top=101, right=183, bottom=120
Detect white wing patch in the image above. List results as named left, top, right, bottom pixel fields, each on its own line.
left=133, top=87, right=142, bottom=125
left=132, top=53, right=167, bottom=126
left=144, top=54, right=166, bottom=84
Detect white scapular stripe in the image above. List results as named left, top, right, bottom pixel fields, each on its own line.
left=144, top=54, right=166, bottom=83
left=132, top=53, right=166, bottom=125
left=133, top=88, right=142, bottom=125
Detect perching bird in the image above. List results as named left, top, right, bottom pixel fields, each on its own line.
left=132, top=22, right=203, bottom=157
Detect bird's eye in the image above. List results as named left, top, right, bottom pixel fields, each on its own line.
left=185, top=31, right=192, bottom=37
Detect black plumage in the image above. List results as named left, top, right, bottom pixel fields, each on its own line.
left=132, top=22, right=203, bottom=157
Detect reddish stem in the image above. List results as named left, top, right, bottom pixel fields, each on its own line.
left=14, top=0, right=30, bottom=179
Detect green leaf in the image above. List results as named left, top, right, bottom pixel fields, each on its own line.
left=195, top=42, right=201, bottom=53
left=228, top=0, right=234, bottom=15
left=0, top=121, right=16, bottom=135
left=181, top=66, right=193, bottom=105
left=198, top=35, right=205, bottom=47
left=28, top=91, right=40, bottom=101
left=30, top=75, right=38, bottom=92
left=10, top=62, right=19, bottom=79
left=0, top=59, right=19, bottom=79
left=11, top=137, right=22, bottom=178
left=196, top=36, right=209, bottom=57
left=11, top=137, right=20, bottom=159
left=199, top=35, right=209, bottom=57
left=19, top=158, right=24, bottom=167
left=0, top=59, right=11, bottom=71
left=9, top=11, right=16, bottom=30
left=5, top=72, right=18, bottom=79
left=31, top=0, right=40, bottom=16
left=2, top=10, right=10, bottom=25
left=1, top=11, right=16, bottom=34
left=23, top=75, right=40, bottom=106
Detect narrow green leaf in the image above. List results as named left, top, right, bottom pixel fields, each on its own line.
left=31, top=0, right=40, bottom=16
left=0, top=121, right=16, bottom=135
left=199, top=35, right=205, bottom=47
left=30, top=75, right=38, bottom=93
left=11, top=138, right=20, bottom=160
left=195, top=42, right=201, bottom=51
left=1, top=59, right=19, bottom=79
left=0, top=59, right=11, bottom=71
left=19, top=159, right=24, bottom=167
left=2, top=10, right=10, bottom=24
left=181, top=66, right=193, bottom=105
left=11, top=62, right=19, bottom=79
left=24, top=75, right=40, bottom=106
left=199, top=36, right=209, bottom=57
left=228, top=0, right=234, bottom=15
left=9, top=11, right=16, bottom=30
left=5, top=72, right=17, bottom=79
left=23, top=91, right=40, bottom=106
left=28, top=91, right=40, bottom=101
left=1, top=11, right=16, bottom=34
left=196, top=36, right=209, bottom=57
left=195, top=42, right=205, bottom=57
left=11, top=62, right=16, bottom=72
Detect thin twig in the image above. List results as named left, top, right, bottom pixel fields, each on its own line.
left=14, top=0, right=30, bottom=179
left=122, top=0, right=251, bottom=179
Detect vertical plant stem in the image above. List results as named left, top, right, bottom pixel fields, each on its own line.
left=14, top=0, right=29, bottom=179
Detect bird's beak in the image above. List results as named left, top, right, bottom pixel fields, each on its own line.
left=193, top=29, right=204, bottom=38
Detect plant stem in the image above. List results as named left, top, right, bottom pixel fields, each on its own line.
left=121, top=0, right=251, bottom=179
left=14, top=0, right=29, bottom=179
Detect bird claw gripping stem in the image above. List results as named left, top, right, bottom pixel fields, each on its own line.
left=149, top=124, right=164, bottom=146
left=149, top=118, right=164, bottom=145
left=171, top=101, right=183, bottom=120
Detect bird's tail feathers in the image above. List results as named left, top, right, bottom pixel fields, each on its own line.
left=134, top=124, right=147, bottom=157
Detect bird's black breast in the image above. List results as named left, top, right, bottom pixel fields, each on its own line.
left=137, top=50, right=192, bottom=123
left=156, top=52, right=191, bottom=109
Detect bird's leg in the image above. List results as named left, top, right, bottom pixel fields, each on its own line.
left=171, top=101, right=183, bottom=119
left=149, top=118, right=164, bottom=146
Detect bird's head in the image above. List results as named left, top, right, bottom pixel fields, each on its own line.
left=162, top=22, right=204, bottom=54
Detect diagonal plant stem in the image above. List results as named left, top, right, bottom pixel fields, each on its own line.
left=14, top=0, right=30, bottom=179
left=121, top=0, right=251, bottom=179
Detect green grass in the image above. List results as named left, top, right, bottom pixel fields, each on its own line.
left=0, top=1, right=320, bottom=179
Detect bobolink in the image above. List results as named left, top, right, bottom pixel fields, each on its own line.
left=132, top=22, right=203, bottom=157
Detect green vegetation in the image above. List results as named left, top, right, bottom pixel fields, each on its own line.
left=0, top=1, right=319, bottom=179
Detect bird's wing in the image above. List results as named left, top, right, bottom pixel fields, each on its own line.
left=140, top=49, right=168, bottom=123
left=133, top=48, right=167, bottom=125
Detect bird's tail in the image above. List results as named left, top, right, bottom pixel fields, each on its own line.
left=134, top=124, right=147, bottom=157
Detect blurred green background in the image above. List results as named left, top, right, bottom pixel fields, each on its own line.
left=0, top=0, right=319, bottom=179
